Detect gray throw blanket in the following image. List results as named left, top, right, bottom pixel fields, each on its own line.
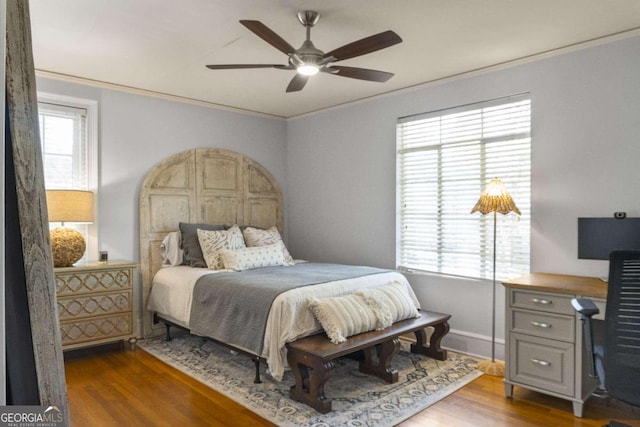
left=189, top=262, right=389, bottom=355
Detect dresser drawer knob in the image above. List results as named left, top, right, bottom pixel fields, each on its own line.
left=531, top=321, right=552, bottom=328
left=530, top=358, right=551, bottom=366
left=531, top=298, right=552, bottom=305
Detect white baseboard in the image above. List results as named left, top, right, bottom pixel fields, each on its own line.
left=442, top=328, right=505, bottom=361
left=399, top=327, right=504, bottom=361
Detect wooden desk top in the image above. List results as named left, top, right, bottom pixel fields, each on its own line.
left=502, top=272, right=608, bottom=299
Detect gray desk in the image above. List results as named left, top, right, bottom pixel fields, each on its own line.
left=502, top=273, right=607, bottom=417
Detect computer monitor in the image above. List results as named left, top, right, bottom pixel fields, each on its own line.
left=578, top=218, right=640, bottom=260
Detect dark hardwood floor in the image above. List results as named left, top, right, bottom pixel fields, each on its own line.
left=64, top=345, right=640, bottom=426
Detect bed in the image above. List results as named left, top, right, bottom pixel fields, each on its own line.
left=139, top=148, right=420, bottom=381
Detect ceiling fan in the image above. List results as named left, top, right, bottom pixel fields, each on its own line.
left=206, top=11, right=402, bottom=93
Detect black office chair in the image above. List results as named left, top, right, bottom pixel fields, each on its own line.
left=572, top=250, right=640, bottom=427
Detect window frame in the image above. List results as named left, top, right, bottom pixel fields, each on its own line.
left=395, top=94, right=531, bottom=281
left=37, top=92, right=99, bottom=260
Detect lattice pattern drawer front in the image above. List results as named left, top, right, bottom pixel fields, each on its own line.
left=57, top=291, right=132, bottom=320
left=56, top=268, right=132, bottom=296
left=60, top=313, right=133, bottom=346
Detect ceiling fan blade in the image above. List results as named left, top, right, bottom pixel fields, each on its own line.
left=286, top=74, right=309, bottom=92
left=206, top=64, right=285, bottom=70
left=326, top=66, right=394, bottom=82
left=240, top=20, right=295, bottom=55
left=323, top=30, right=402, bottom=62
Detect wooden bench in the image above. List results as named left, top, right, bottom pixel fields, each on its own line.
left=286, top=310, right=451, bottom=413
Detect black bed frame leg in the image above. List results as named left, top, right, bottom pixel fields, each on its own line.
left=164, top=323, right=172, bottom=342
left=253, top=357, right=262, bottom=384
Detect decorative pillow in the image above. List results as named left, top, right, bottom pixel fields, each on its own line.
left=242, top=226, right=294, bottom=263
left=307, top=293, right=384, bottom=344
left=356, top=282, right=420, bottom=327
left=160, top=231, right=183, bottom=266
left=308, top=283, right=420, bottom=344
left=220, top=241, right=292, bottom=271
left=197, top=225, right=246, bottom=270
left=179, top=222, right=226, bottom=268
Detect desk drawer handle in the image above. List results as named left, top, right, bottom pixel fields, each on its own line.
left=531, top=298, right=552, bottom=305
left=530, top=358, right=551, bottom=367
left=531, top=321, right=552, bottom=328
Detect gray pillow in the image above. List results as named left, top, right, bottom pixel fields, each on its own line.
left=179, top=222, right=226, bottom=268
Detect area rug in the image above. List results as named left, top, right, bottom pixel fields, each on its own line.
left=138, top=333, right=482, bottom=427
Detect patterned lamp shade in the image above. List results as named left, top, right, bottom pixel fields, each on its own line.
left=470, top=178, right=520, bottom=215
left=46, top=190, right=94, bottom=267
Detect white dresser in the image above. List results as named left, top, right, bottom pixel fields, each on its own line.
left=54, top=260, right=138, bottom=350
left=502, top=273, right=607, bottom=417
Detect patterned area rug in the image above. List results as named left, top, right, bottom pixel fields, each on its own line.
left=138, top=333, right=482, bottom=427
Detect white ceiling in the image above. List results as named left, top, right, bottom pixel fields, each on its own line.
left=30, top=0, right=640, bottom=118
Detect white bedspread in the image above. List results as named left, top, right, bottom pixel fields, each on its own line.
left=148, top=265, right=419, bottom=381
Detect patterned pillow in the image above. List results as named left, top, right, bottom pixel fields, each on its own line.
left=220, top=241, right=292, bottom=271
left=307, top=293, right=384, bottom=344
left=179, top=222, right=226, bottom=268
left=197, top=225, right=246, bottom=270
left=242, top=226, right=294, bottom=263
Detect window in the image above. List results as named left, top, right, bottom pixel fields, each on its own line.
left=39, top=102, right=89, bottom=189
left=396, top=95, right=531, bottom=280
left=38, top=93, right=98, bottom=258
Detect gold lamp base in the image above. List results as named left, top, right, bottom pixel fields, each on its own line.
left=477, top=359, right=505, bottom=376
left=50, top=227, right=86, bottom=267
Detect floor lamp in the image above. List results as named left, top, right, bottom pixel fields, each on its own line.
left=471, top=178, right=520, bottom=376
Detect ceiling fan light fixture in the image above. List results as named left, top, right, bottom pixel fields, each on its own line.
left=297, top=64, right=319, bottom=76
left=206, top=11, right=403, bottom=92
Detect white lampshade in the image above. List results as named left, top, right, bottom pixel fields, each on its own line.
left=46, top=190, right=94, bottom=223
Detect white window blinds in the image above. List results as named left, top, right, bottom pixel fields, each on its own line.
left=38, top=102, right=89, bottom=190
left=396, top=95, right=531, bottom=280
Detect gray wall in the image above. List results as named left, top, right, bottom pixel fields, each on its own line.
left=36, top=35, right=640, bottom=359
left=286, top=35, right=640, bottom=357
left=36, top=77, right=288, bottom=263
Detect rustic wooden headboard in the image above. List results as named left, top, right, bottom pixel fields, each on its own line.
left=139, top=148, right=283, bottom=337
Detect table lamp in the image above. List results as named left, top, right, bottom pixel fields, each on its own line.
left=471, top=178, right=520, bottom=376
left=46, top=190, right=94, bottom=267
